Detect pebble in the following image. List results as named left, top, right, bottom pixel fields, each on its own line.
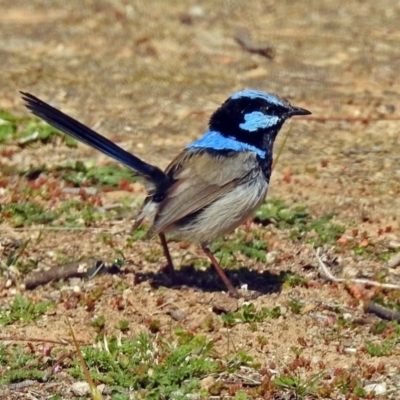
left=71, top=382, right=90, bottom=396
left=311, top=356, right=320, bottom=364
left=71, top=382, right=105, bottom=396
left=343, top=313, right=353, bottom=320
left=388, top=241, right=400, bottom=250
left=200, top=375, right=215, bottom=390
left=212, top=293, right=238, bottom=314
left=169, top=309, right=186, bottom=321
left=388, top=252, right=400, bottom=268
left=344, top=347, right=357, bottom=354
left=189, top=6, right=204, bottom=17
left=364, top=382, right=387, bottom=395
left=72, top=285, right=81, bottom=293
left=170, top=390, right=200, bottom=400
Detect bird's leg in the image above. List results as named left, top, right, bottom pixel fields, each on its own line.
left=159, top=233, right=175, bottom=276
left=201, top=245, right=239, bottom=298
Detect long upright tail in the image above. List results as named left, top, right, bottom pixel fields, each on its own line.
left=20, top=92, right=169, bottom=187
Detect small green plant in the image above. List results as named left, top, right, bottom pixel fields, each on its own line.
left=370, top=320, right=388, bottom=335
left=22, top=119, right=77, bottom=146
left=280, top=271, right=308, bottom=288
left=148, top=319, right=161, bottom=333
left=69, top=330, right=221, bottom=398
left=0, top=239, right=32, bottom=274
left=302, top=214, right=346, bottom=247
left=56, top=161, right=139, bottom=188
left=90, top=315, right=106, bottom=332
left=0, top=295, right=53, bottom=325
left=58, top=200, right=104, bottom=226
left=274, top=371, right=324, bottom=399
left=211, top=231, right=268, bottom=267
left=288, top=299, right=303, bottom=314
left=0, top=202, right=58, bottom=227
left=0, top=110, right=76, bottom=146
left=0, top=343, right=46, bottom=384
left=226, top=349, right=259, bottom=372
left=255, top=199, right=309, bottom=228
left=364, top=340, right=396, bottom=357
left=234, top=391, right=248, bottom=400
left=255, top=199, right=345, bottom=247
left=0, top=110, right=19, bottom=142
left=221, top=303, right=282, bottom=327
left=378, top=250, right=399, bottom=262
left=115, top=320, right=130, bottom=332
left=365, top=318, right=400, bottom=358
left=127, top=225, right=148, bottom=243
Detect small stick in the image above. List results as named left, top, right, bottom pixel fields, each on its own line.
left=314, top=248, right=400, bottom=290
left=314, top=248, right=400, bottom=322
left=234, top=29, right=274, bottom=59
left=24, top=259, right=116, bottom=290
left=366, top=301, right=400, bottom=323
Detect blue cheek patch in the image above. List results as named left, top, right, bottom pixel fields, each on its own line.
left=239, top=111, right=279, bottom=132
left=186, top=130, right=266, bottom=159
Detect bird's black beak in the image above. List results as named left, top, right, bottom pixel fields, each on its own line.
left=286, top=107, right=312, bottom=117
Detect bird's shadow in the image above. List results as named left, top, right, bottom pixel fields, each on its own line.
left=133, top=263, right=283, bottom=296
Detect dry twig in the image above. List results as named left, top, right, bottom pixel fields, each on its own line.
left=24, top=259, right=118, bottom=290
left=314, top=248, right=400, bottom=322
left=366, top=301, right=400, bottom=323
left=314, top=248, right=400, bottom=290
left=234, top=29, right=274, bottom=59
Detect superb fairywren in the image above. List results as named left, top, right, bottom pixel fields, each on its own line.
left=21, top=89, right=310, bottom=297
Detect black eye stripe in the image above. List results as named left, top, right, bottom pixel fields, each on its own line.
left=233, top=99, right=289, bottom=116
left=262, top=104, right=287, bottom=115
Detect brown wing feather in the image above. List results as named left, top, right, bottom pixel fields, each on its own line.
left=147, top=150, right=257, bottom=236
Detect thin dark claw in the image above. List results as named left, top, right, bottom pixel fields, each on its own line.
left=202, top=245, right=240, bottom=298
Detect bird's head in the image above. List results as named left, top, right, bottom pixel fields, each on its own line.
left=209, top=89, right=311, bottom=150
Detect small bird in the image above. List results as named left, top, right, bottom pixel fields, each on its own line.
left=21, top=89, right=310, bottom=297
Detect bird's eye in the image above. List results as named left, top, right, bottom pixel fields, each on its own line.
left=262, top=106, right=270, bottom=113
left=263, top=104, right=287, bottom=116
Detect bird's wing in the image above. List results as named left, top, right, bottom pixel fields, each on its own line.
left=147, top=149, right=260, bottom=236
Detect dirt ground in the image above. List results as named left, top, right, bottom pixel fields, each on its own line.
left=1, top=0, right=400, bottom=399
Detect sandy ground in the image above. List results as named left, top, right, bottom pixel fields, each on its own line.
left=1, top=0, right=400, bottom=398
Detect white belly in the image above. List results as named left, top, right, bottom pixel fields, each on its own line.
left=166, top=174, right=268, bottom=245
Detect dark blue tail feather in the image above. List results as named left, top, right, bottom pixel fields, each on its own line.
left=20, top=92, right=169, bottom=186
